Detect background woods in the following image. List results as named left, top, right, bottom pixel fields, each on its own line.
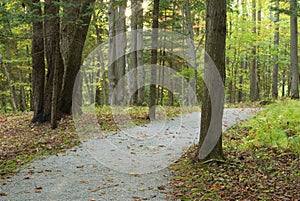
left=0, top=0, right=299, bottom=120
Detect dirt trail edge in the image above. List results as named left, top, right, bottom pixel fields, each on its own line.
left=1, top=108, right=260, bottom=201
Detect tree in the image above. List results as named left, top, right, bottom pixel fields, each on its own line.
left=108, top=0, right=127, bottom=105
left=196, top=0, right=226, bottom=161
left=250, top=0, right=258, bottom=101
left=59, top=0, right=96, bottom=113
left=43, top=0, right=63, bottom=123
left=115, top=0, right=127, bottom=104
left=136, top=0, right=145, bottom=105
left=272, top=0, right=280, bottom=99
left=129, top=0, right=138, bottom=105
left=29, top=0, right=46, bottom=123
left=149, top=0, right=160, bottom=120
left=289, top=0, right=299, bottom=99
left=29, top=0, right=95, bottom=124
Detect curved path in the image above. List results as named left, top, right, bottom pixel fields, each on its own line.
left=1, top=108, right=261, bottom=201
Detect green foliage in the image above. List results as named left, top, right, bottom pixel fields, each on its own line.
left=241, top=100, right=300, bottom=154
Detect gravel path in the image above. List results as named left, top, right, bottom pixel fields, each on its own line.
left=1, top=108, right=261, bottom=201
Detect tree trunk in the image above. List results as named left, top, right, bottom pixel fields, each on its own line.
left=137, top=0, right=145, bottom=105
left=289, top=0, right=299, bottom=99
left=197, top=0, right=226, bottom=161
left=29, top=0, right=45, bottom=123
left=184, top=0, right=197, bottom=106
left=238, top=55, right=246, bottom=102
left=44, top=0, right=62, bottom=121
left=256, top=1, right=262, bottom=100
left=108, top=0, right=117, bottom=105
left=282, top=71, right=286, bottom=97
left=13, top=41, right=27, bottom=111
left=51, top=44, right=60, bottom=129
left=129, top=0, right=138, bottom=105
left=250, top=0, right=258, bottom=101
left=149, top=0, right=160, bottom=120
left=0, top=54, right=17, bottom=112
left=272, top=0, right=279, bottom=99
left=59, top=0, right=95, bottom=113
left=115, top=0, right=127, bottom=105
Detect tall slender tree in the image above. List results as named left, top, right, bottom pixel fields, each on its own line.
left=129, top=0, right=138, bottom=105
left=250, top=0, right=258, bottom=101
left=289, top=0, right=299, bottom=99
left=136, top=0, right=145, bottom=105
left=272, top=0, right=280, bottom=99
left=149, top=0, right=160, bottom=120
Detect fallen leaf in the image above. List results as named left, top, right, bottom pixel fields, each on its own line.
left=158, top=185, right=166, bottom=190
left=80, top=180, right=89, bottom=184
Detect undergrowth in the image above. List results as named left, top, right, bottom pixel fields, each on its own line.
left=238, top=100, right=300, bottom=154
left=170, top=100, right=300, bottom=200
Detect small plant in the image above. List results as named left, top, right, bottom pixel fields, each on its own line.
left=241, top=100, right=300, bottom=154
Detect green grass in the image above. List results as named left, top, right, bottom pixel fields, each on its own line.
left=239, top=100, right=300, bottom=154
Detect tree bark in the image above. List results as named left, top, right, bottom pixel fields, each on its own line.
left=44, top=0, right=62, bottom=121
left=289, top=0, right=299, bottom=99
left=184, top=0, right=197, bottom=106
left=250, top=0, right=258, bottom=101
left=272, top=0, right=279, bottom=99
left=29, top=0, right=45, bottom=123
left=149, top=0, right=160, bottom=120
left=197, top=0, right=226, bottom=161
left=115, top=0, right=127, bottom=105
left=137, top=0, right=145, bottom=105
left=108, top=0, right=117, bottom=105
left=59, top=0, right=95, bottom=114
left=238, top=55, right=246, bottom=102
left=129, top=0, right=138, bottom=105
left=51, top=44, right=60, bottom=129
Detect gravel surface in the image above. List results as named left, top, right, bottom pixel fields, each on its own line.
left=1, top=108, right=261, bottom=201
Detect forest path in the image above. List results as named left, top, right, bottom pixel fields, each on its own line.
left=1, top=108, right=261, bottom=201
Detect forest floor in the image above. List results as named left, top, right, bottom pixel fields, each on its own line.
left=0, top=102, right=299, bottom=200
left=0, top=107, right=261, bottom=200
left=170, top=100, right=300, bottom=200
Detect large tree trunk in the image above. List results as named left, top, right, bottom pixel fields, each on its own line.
left=44, top=0, right=64, bottom=121
left=115, top=0, right=127, bottom=105
left=289, top=0, right=299, bottom=99
left=149, top=0, right=160, bottom=120
left=197, top=0, right=226, bottom=161
left=272, top=0, right=279, bottom=99
left=29, top=0, right=45, bottom=123
left=59, top=0, right=95, bottom=114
